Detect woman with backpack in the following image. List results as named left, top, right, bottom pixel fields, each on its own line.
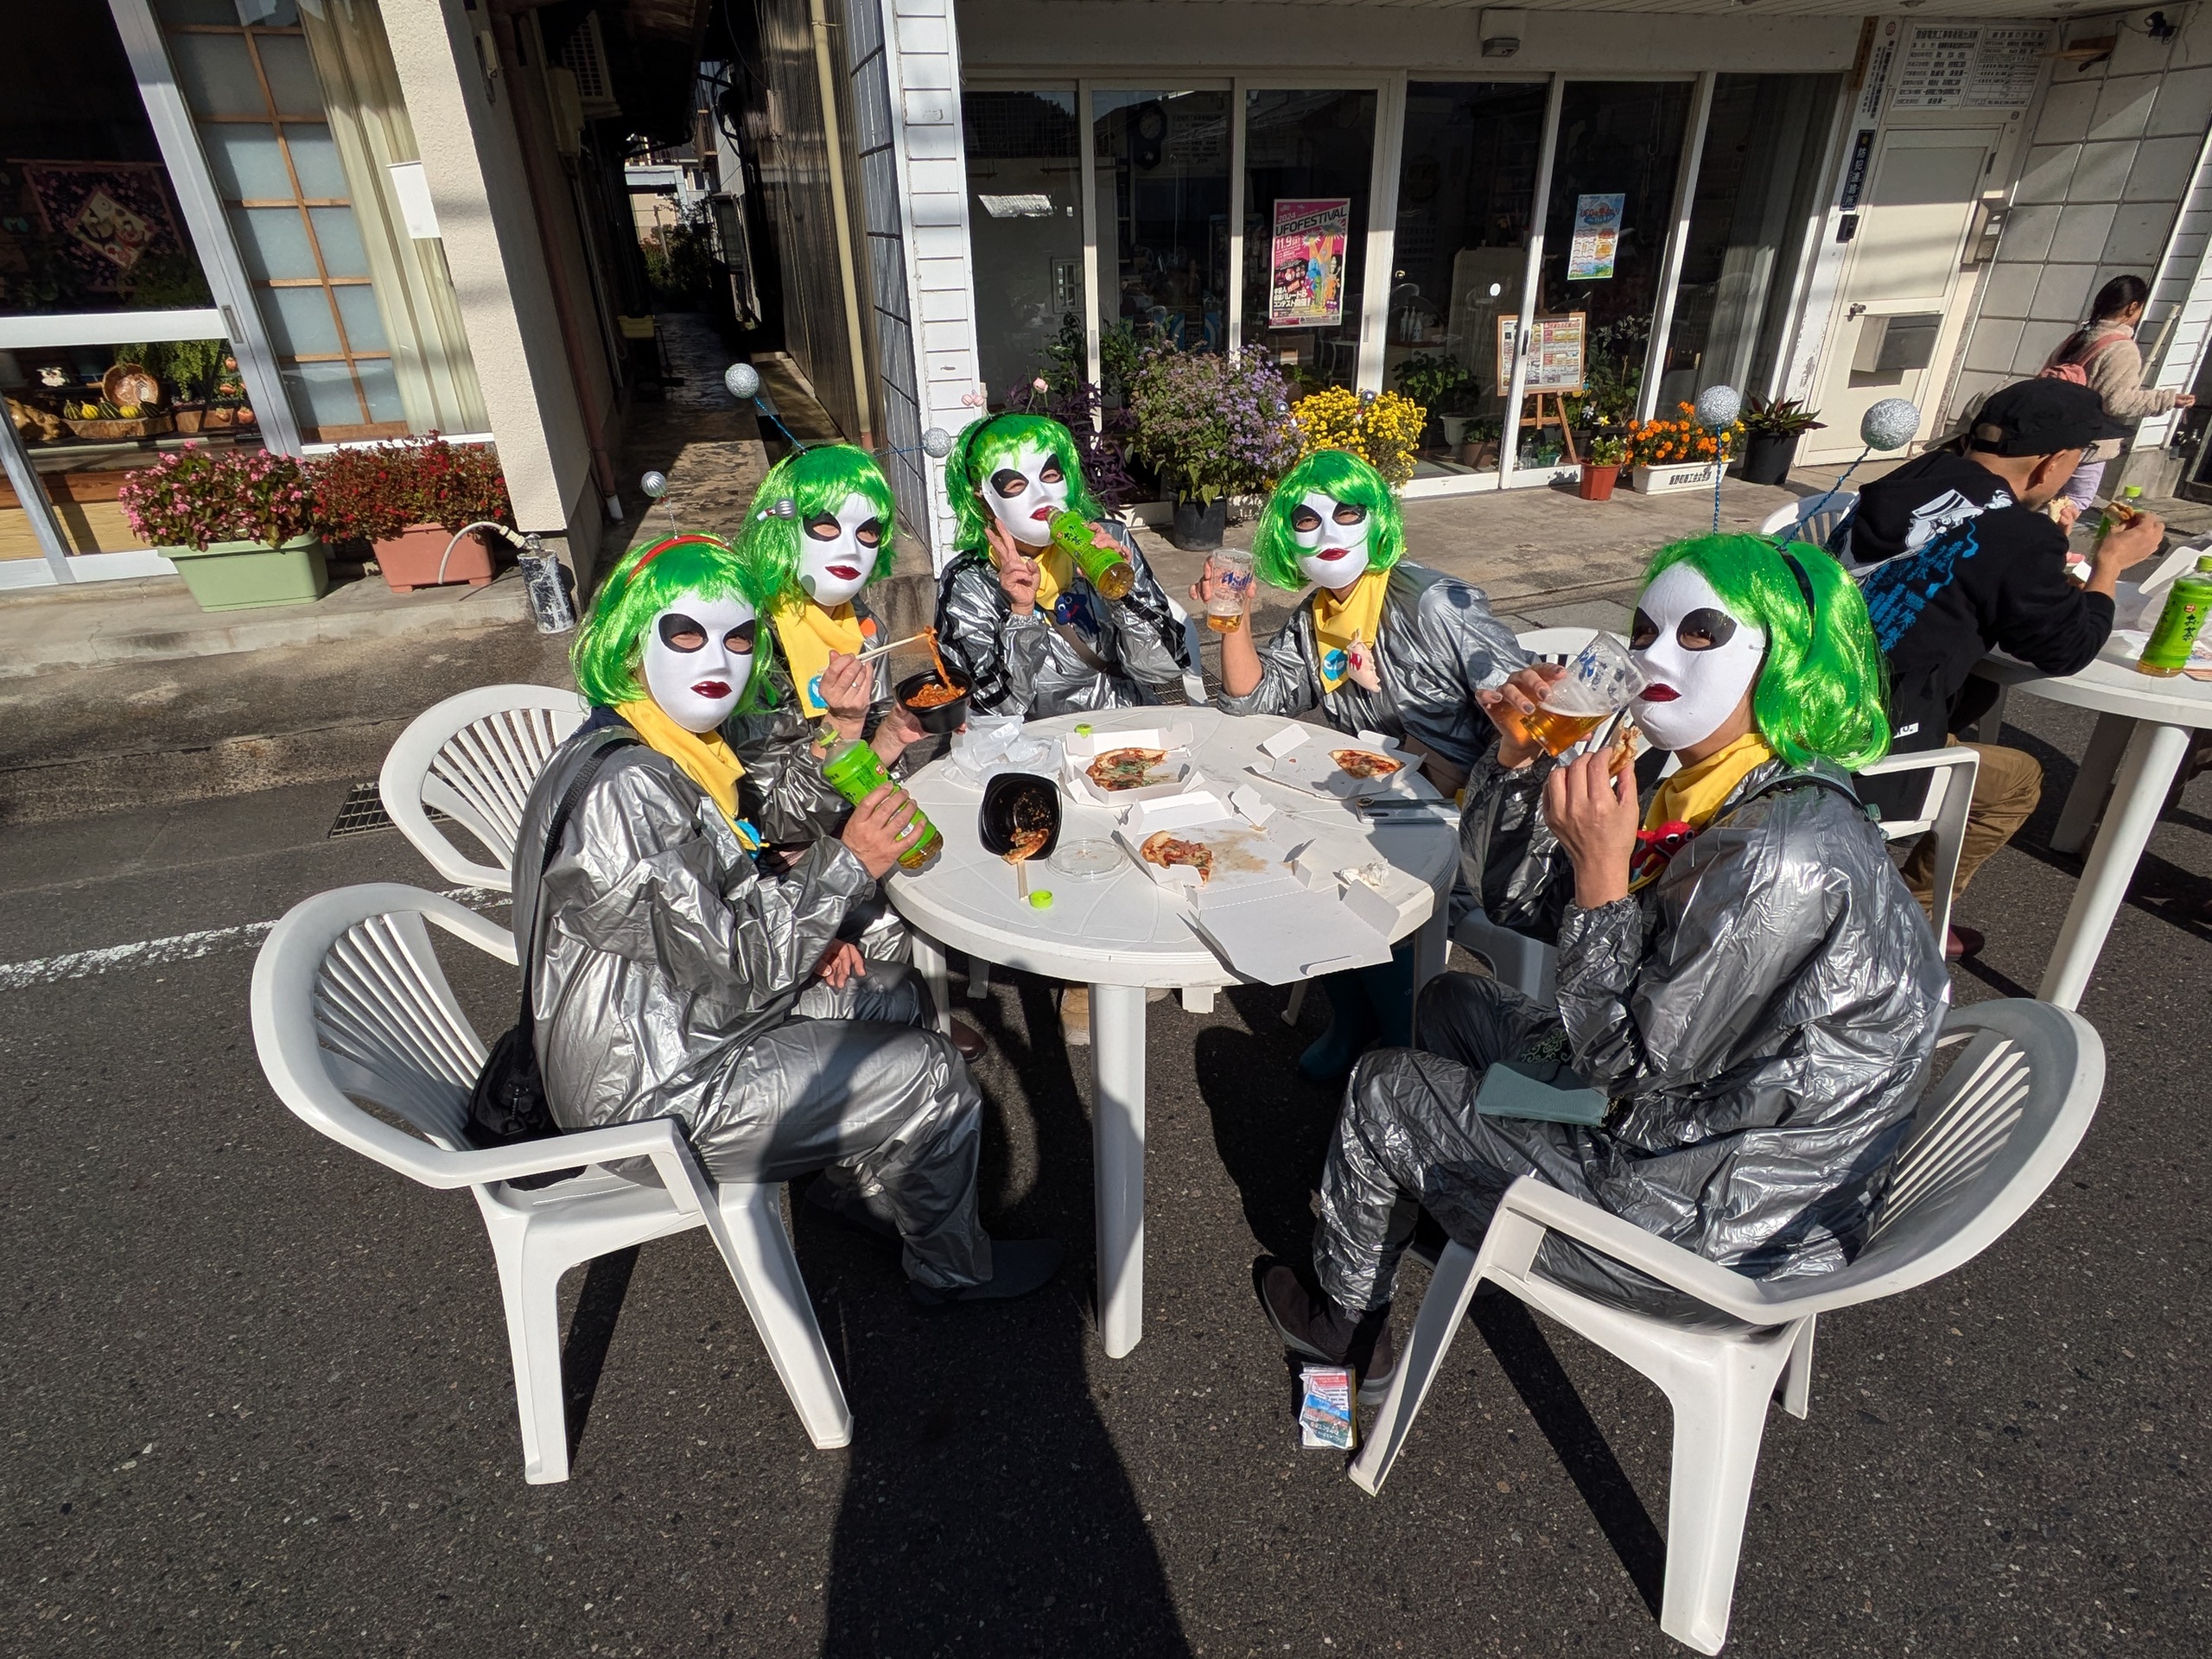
left=2040, top=274, right=2196, bottom=528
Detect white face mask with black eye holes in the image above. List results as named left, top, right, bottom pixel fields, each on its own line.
left=1628, top=563, right=1766, bottom=753
left=1291, top=491, right=1373, bottom=589
left=641, top=594, right=757, bottom=733
left=982, top=444, right=1070, bottom=550
left=796, top=492, right=882, bottom=609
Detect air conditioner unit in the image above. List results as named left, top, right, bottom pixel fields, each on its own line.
left=560, top=14, right=621, bottom=120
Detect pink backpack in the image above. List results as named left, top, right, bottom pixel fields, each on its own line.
left=2038, top=328, right=2128, bottom=385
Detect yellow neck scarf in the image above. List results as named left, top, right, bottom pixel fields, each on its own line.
left=771, top=599, right=874, bottom=717
left=1311, top=568, right=1389, bottom=691
left=616, top=699, right=759, bottom=849
left=1630, top=732, right=1774, bottom=891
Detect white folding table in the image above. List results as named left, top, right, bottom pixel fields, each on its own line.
left=887, top=707, right=1460, bottom=1357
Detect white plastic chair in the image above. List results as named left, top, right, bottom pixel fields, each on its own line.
left=1350, top=998, right=2103, bottom=1654
left=249, top=882, right=851, bottom=1484
left=1856, top=745, right=1980, bottom=947
left=1160, top=587, right=1211, bottom=706
left=1758, top=489, right=1858, bottom=550
left=379, top=684, right=590, bottom=889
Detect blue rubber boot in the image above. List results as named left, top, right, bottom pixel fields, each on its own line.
left=1357, top=943, right=1419, bottom=1049
left=1298, top=970, right=1379, bottom=1083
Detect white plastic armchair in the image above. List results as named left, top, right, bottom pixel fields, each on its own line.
left=1855, top=745, right=1980, bottom=947
left=1350, top=998, right=2104, bottom=1655
left=378, top=684, right=589, bottom=889
left=1758, top=489, right=1857, bottom=550
left=249, top=882, right=850, bottom=1484
left=1160, top=586, right=1211, bottom=706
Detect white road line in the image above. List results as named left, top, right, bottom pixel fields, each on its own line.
left=0, top=887, right=509, bottom=992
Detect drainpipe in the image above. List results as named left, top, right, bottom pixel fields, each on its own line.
left=808, top=0, right=874, bottom=448
left=491, top=7, right=623, bottom=517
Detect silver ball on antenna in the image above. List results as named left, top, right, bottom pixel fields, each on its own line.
left=1693, top=384, right=1743, bottom=432
left=768, top=497, right=797, bottom=519
left=723, top=362, right=761, bottom=400
left=1860, top=397, right=1921, bottom=453
left=921, top=426, right=954, bottom=459
left=639, top=471, right=669, bottom=500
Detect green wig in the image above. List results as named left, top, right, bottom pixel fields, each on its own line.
left=1250, top=450, right=1407, bottom=590
left=944, top=413, right=1104, bottom=556
left=736, top=443, right=898, bottom=613
left=1641, top=533, right=1891, bottom=772
left=570, top=532, right=770, bottom=712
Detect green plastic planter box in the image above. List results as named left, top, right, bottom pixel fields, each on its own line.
left=164, top=534, right=329, bottom=611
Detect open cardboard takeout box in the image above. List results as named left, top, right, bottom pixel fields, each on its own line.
left=1112, top=799, right=1400, bottom=983
left=1061, top=721, right=1202, bottom=807
left=1249, top=725, right=1422, bottom=800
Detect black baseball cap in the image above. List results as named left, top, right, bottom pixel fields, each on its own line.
left=1966, top=378, right=2128, bottom=456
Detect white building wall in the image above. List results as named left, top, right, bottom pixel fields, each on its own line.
left=1953, top=11, right=2212, bottom=424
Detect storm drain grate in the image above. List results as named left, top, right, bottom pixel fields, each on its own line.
left=328, top=780, right=452, bottom=839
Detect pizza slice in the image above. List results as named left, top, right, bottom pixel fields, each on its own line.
left=1140, top=831, right=1213, bottom=885
left=1088, top=747, right=1169, bottom=791
left=1332, top=748, right=1403, bottom=780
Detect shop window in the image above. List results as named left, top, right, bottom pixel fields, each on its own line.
left=1657, top=74, right=1841, bottom=412
left=1537, top=81, right=1693, bottom=448
left=963, top=88, right=1083, bottom=405
left=159, top=0, right=404, bottom=441
left=1094, top=90, right=1230, bottom=375
left=1243, top=88, right=1376, bottom=391
left=1388, top=83, right=1548, bottom=476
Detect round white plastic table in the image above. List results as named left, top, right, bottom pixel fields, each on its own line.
left=1972, top=639, right=2212, bottom=1007
left=886, top=706, right=1461, bottom=1358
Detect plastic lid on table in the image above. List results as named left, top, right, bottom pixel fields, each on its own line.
left=1048, top=837, right=1121, bottom=879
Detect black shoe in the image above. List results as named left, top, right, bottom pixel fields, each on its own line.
left=950, top=1019, right=987, bottom=1063
left=1254, top=1259, right=1397, bottom=1406
left=803, top=1173, right=900, bottom=1244
left=908, top=1237, right=1065, bottom=1306
left=1946, top=925, right=1986, bottom=961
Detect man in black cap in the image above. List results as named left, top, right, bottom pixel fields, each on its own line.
left=1831, top=377, right=2166, bottom=957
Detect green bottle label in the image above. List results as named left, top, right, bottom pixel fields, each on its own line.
left=1050, top=509, right=1134, bottom=594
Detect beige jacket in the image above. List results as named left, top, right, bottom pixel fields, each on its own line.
left=2049, top=327, right=2181, bottom=461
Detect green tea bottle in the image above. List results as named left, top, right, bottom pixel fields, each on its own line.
left=2136, top=554, right=2212, bottom=677
left=1047, top=509, right=1135, bottom=600
left=820, top=738, right=941, bottom=869
left=2093, top=484, right=2145, bottom=551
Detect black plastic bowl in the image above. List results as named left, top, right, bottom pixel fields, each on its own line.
left=979, top=772, right=1062, bottom=861
left=896, top=668, right=971, bottom=735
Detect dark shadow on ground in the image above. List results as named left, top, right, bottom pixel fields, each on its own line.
left=1192, top=982, right=1345, bottom=1264
left=815, top=969, right=1191, bottom=1658
left=562, top=1245, right=641, bottom=1461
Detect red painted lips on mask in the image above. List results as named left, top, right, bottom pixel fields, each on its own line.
left=692, top=680, right=731, bottom=698
left=1638, top=684, right=1681, bottom=702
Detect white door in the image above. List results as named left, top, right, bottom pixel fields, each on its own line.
left=1803, top=126, right=1999, bottom=462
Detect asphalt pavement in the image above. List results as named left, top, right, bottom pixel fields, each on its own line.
left=3, top=688, right=2209, bottom=1658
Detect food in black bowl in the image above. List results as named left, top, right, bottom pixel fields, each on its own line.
left=897, top=668, right=971, bottom=735
left=979, top=772, right=1062, bottom=862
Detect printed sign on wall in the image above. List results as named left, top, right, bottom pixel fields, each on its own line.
left=1891, top=23, right=2051, bottom=110
left=1566, top=194, right=1626, bottom=282
left=1268, top=199, right=1351, bottom=328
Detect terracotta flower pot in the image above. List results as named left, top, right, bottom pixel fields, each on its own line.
left=372, top=523, right=496, bottom=592
left=1578, top=463, right=1620, bottom=502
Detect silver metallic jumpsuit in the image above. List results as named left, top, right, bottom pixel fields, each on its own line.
left=1315, top=750, right=1951, bottom=1319
left=513, top=723, right=991, bottom=1291
left=1214, top=561, right=1527, bottom=783
left=933, top=521, right=1191, bottom=716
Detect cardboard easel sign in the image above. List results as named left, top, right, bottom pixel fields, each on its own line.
left=1495, top=313, right=1587, bottom=397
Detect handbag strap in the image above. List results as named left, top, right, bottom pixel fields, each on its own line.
left=515, top=732, right=633, bottom=1032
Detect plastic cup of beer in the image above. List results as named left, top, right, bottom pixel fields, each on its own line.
left=1205, top=549, right=1254, bottom=633
left=1499, top=633, right=1647, bottom=757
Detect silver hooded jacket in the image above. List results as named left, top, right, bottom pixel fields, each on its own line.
left=721, top=592, right=891, bottom=846
left=512, top=721, right=875, bottom=1134
left=1432, top=749, right=1951, bottom=1301
left=933, top=520, right=1190, bottom=716
left=1215, top=562, right=1526, bottom=774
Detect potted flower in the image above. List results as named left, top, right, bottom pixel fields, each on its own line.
left=1461, top=415, right=1502, bottom=471
left=1737, top=396, right=1824, bottom=486
left=1289, top=385, right=1427, bottom=486
left=1624, top=403, right=1740, bottom=494
left=1392, top=353, right=1475, bottom=451
left=1578, top=434, right=1627, bottom=501
left=1127, top=346, right=1298, bottom=550
left=310, top=435, right=515, bottom=591
left=118, top=446, right=326, bottom=610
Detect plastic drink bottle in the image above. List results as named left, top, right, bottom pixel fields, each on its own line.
left=1047, top=509, right=1135, bottom=599
left=820, top=738, right=941, bottom=868
left=2135, top=554, right=2212, bottom=677
left=2092, top=485, right=2145, bottom=550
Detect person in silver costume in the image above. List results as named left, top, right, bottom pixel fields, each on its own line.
left=514, top=532, right=1060, bottom=1303
left=1257, top=533, right=1950, bottom=1398
left=932, top=411, right=1190, bottom=717
left=1200, top=449, right=1527, bottom=1079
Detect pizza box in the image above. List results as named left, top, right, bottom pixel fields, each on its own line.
left=1111, top=812, right=1302, bottom=899
left=1250, top=729, right=1421, bottom=800
left=1186, top=861, right=1401, bottom=984
left=1120, top=790, right=1233, bottom=837
left=1061, top=721, right=1195, bottom=761
left=1061, top=747, right=1200, bottom=809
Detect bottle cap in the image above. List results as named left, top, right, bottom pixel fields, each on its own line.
left=2123, top=485, right=2144, bottom=498
left=2196, top=555, right=2212, bottom=574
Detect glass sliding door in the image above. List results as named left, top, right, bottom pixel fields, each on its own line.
left=1389, top=82, right=1547, bottom=477
left=1532, top=80, right=1692, bottom=463
left=1241, top=88, right=1376, bottom=390
left=1092, top=89, right=1230, bottom=377
left=1656, top=73, right=1841, bottom=411
left=963, top=87, right=1082, bottom=405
